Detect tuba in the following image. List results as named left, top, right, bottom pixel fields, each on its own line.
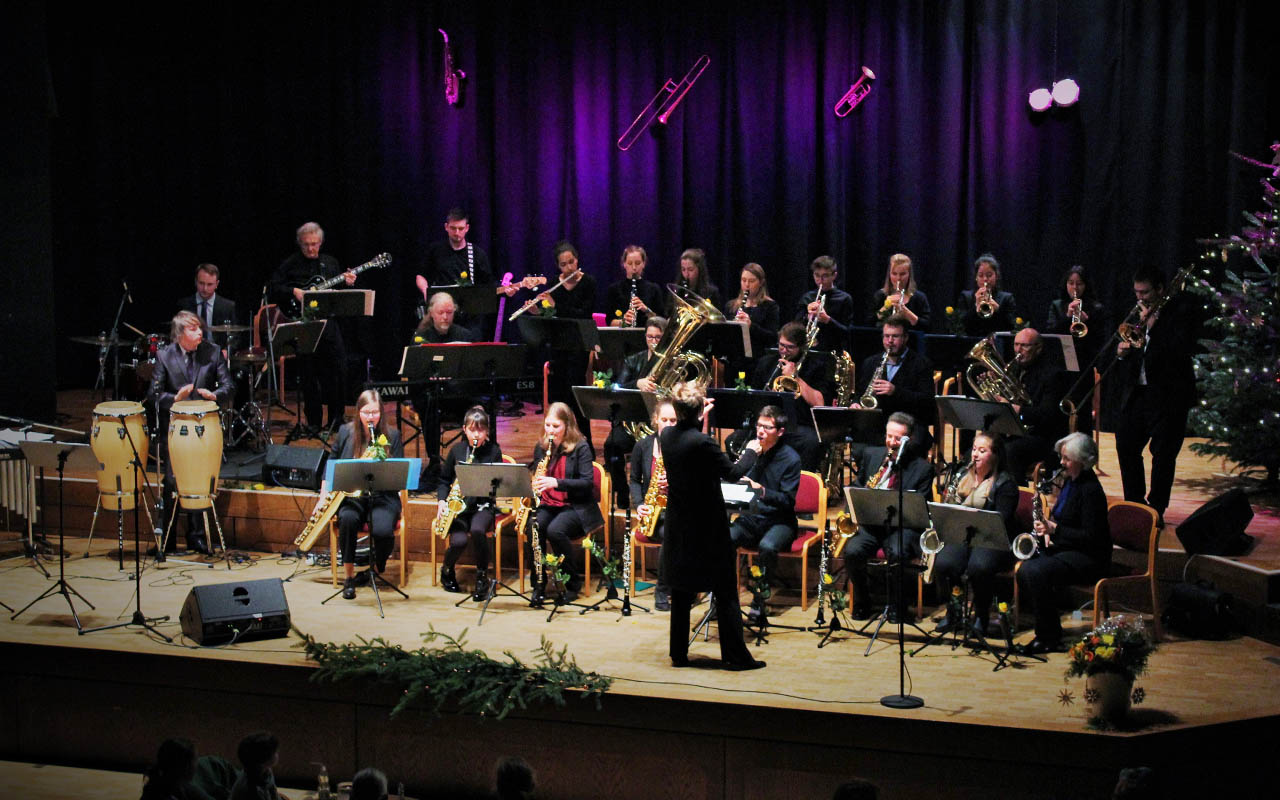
left=964, top=337, right=1031, bottom=405
left=625, top=284, right=724, bottom=438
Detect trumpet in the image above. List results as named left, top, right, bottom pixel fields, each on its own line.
left=1068, top=288, right=1088, bottom=338
left=834, top=66, right=876, bottom=117
left=976, top=282, right=996, bottom=318
left=805, top=289, right=826, bottom=345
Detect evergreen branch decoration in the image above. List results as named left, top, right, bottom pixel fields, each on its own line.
left=298, top=627, right=612, bottom=721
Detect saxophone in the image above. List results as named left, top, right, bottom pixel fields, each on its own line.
left=514, top=436, right=554, bottom=591
left=859, top=349, right=889, bottom=410
left=634, top=445, right=666, bottom=541
left=920, top=459, right=968, bottom=583
left=294, top=490, right=346, bottom=551
left=818, top=351, right=855, bottom=497
left=432, top=436, right=476, bottom=539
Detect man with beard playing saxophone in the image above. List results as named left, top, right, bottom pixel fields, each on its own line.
left=629, top=399, right=679, bottom=611
left=850, top=314, right=936, bottom=440
left=744, top=321, right=832, bottom=470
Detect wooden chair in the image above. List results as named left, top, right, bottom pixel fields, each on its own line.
left=252, top=303, right=288, bottom=398
left=1093, top=500, right=1163, bottom=641
left=1007, top=486, right=1037, bottom=627
left=736, top=470, right=828, bottom=610
left=328, top=489, right=410, bottom=589
left=496, top=460, right=609, bottom=595
left=428, top=455, right=517, bottom=587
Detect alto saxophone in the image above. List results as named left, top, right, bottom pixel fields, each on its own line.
left=920, top=459, right=968, bottom=583
left=432, top=437, right=476, bottom=539
left=634, top=446, right=666, bottom=541
left=514, top=435, right=554, bottom=591
left=859, top=349, right=889, bottom=410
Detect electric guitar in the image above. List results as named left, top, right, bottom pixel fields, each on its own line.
left=285, top=252, right=392, bottom=317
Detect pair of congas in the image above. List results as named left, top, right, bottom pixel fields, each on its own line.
left=90, top=399, right=223, bottom=510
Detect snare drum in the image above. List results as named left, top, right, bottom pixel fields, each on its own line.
left=91, top=400, right=149, bottom=511
left=168, top=400, right=224, bottom=509
left=133, top=333, right=167, bottom=382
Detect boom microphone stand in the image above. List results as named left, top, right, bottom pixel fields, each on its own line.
left=881, top=435, right=923, bottom=710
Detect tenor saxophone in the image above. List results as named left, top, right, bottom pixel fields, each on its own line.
left=432, top=437, right=476, bottom=539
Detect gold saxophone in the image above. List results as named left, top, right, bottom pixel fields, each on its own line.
left=859, top=349, right=889, bottom=409
left=634, top=445, right=666, bottom=541
left=920, top=459, right=968, bottom=583
left=818, top=350, right=855, bottom=497
left=294, top=490, right=346, bottom=551
left=433, top=437, right=477, bottom=539
left=514, top=436, right=554, bottom=587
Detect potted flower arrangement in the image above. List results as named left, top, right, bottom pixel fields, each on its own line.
left=1063, top=615, right=1157, bottom=725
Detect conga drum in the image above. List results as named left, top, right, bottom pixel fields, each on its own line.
left=168, top=400, right=224, bottom=509
left=90, top=400, right=149, bottom=511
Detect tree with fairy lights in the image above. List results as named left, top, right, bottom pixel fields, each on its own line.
left=1186, top=143, right=1280, bottom=487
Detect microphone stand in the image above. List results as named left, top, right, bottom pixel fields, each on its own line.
left=881, top=437, right=923, bottom=709
left=96, top=283, right=132, bottom=401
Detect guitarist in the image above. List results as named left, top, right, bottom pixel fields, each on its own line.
left=268, top=221, right=356, bottom=434
left=422, top=207, right=513, bottom=339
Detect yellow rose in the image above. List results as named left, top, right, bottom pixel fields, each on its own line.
left=1095, top=646, right=1116, bottom=660
left=460, top=271, right=468, bottom=279
left=614, top=309, right=623, bottom=317
left=737, top=371, right=746, bottom=380
left=749, top=565, right=763, bottom=578
left=997, top=601, right=1009, bottom=613
left=945, top=305, right=955, bottom=314
left=581, top=539, right=591, bottom=549
left=540, top=299, right=551, bottom=308
left=882, top=296, right=894, bottom=308
left=1101, top=633, right=1115, bottom=645
left=822, top=573, right=834, bottom=585
left=377, top=434, right=388, bottom=446
left=308, top=299, right=319, bottom=309
left=1015, top=317, right=1024, bottom=325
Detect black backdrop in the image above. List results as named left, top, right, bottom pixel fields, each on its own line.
left=6, top=1, right=1279, bottom=413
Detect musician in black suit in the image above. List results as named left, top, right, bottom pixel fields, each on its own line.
left=660, top=381, right=764, bottom=670
left=1003, top=328, right=1072, bottom=481
left=1016, top=433, right=1111, bottom=654
left=329, top=389, right=405, bottom=600
left=149, top=311, right=233, bottom=554
left=179, top=263, right=239, bottom=349
left=729, top=405, right=802, bottom=618
left=930, top=431, right=1020, bottom=637
left=527, top=402, right=604, bottom=605
left=959, top=254, right=1020, bottom=337
left=747, top=322, right=831, bottom=470
left=267, top=221, right=356, bottom=432
left=617, top=316, right=665, bottom=391
left=868, top=253, right=932, bottom=331
left=793, top=255, right=855, bottom=353
left=629, top=399, right=679, bottom=610
left=840, top=412, right=936, bottom=620
left=1114, top=266, right=1199, bottom=525
left=604, top=245, right=666, bottom=328
left=436, top=406, right=502, bottom=600
left=1044, top=266, right=1108, bottom=377
left=851, top=314, right=936, bottom=436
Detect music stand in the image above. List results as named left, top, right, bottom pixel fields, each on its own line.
left=811, top=407, right=883, bottom=446
left=455, top=463, right=536, bottom=623
left=690, top=320, right=752, bottom=362
left=594, top=327, right=647, bottom=364
left=936, top=396, right=1025, bottom=437
left=516, top=316, right=601, bottom=353
left=921, top=334, right=982, bottom=376
left=302, top=289, right=375, bottom=319
left=843, top=486, right=932, bottom=647
left=320, top=458, right=414, bottom=618
left=11, top=441, right=100, bottom=629
left=272, top=319, right=327, bottom=445
left=429, top=284, right=499, bottom=318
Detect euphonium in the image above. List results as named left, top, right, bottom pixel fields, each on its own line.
left=1068, top=288, right=1088, bottom=338
left=964, top=337, right=1032, bottom=405
left=432, top=436, right=476, bottom=539
left=633, top=446, right=666, bottom=541
left=859, top=349, right=889, bottom=410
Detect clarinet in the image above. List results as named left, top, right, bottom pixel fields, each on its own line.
left=627, top=278, right=638, bottom=325
left=528, top=435, right=554, bottom=599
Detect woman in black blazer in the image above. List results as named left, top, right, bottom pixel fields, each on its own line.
left=1016, top=432, right=1111, bottom=654
left=724, top=262, right=780, bottom=379
left=930, top=431, right=1020, bottom=636
left=527, top=402, right=604, bottom=603
left=959, top=253, right=1020, bottom=336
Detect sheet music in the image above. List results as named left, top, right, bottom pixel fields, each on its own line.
left=720, top=481, right=757, bottom=506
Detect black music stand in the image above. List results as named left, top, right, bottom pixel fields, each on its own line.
left=302, top=288, right=375, bottom=319
left=811, top=407, right=884, bottom=446
left=936, top=396, right=1024, bottom=437
left=320, top=459, right=412, bottom=619
left=706, top=388, right=798, bottom=455
left=843, top=486, right=932, bottom=649
left=921, top=334, right=983, bottom=376
left=690, top=321, right=752, bottom=362
left=429, top=284, right=499, bottom=317
left=273, top=319, right=327, bottom=445
left=12, top=441, right=100, bottom=629
left=594, top=327, right=647, bottom=364
left=455, top=462, right=535, bottom=624
left=516, top=316, right=601, bottom=353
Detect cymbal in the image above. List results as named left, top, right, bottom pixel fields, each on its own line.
left=231, top=352, right=267, bottom=364
left=69, top=335, right=128, bottom=348
left=209, top=323, right=251, bottom=333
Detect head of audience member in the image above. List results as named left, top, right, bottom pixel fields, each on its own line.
left=555, top=241, right=580, bottom=277
left=170, top=311, right=204, bottom=352
left=755, top=405, right=787, bottom=452
left=778, top=321, right=806, bottom=362
left=884, top=411, right=916, bottom=457
left=1131, top=265, right=1167, bottom=306
left=445, top=207, right=469, bottom=249
left=296, top=221, right=324, bottom=259
left=831, top=777, right=880, bottom=800
left=881, top=315, right=910, bottom=360
left=427, top=292, right=457, bottom=335
left=235, top=731, right=279, bottom=783
left=495, top=756, right=536, bottom=800
left=669, top=381, right=706, bottom=426
left=969, top=430, right=1007, bottom=481
left=1111, top=766, right=1156, bottom=800
left=811, top=255, right=839, bottom=292
left=1012, top=327, right=1043, bottom=366
left=679, top=248, right=710, bottom=294
left=350, top=767, right=389, bottom=800
left=144, top=737, right=197, bottom=792
left=544, top=401, right=584, bottom=450
left=882, top=253, right=916, bottom=296
left=643, top=315, right=667, bottom=356
left=1055, top=431, right=1098, bottom=479
left=973, top=253, right=1001, bottom=291
left=195, top=263, right=219, bottom=301
left=621, top=244, right=647, bottom=279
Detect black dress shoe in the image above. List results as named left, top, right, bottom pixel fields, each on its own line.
left=1017, top=638, right=1059, bottom=656
left=671, top=655, right=690, bottom=668
left=724, top=658, right=767, bottom=671
left=441, top=567, right=462, bottom=593
left=342, top=578, right=356, bottom=600
left=851, top=603, right=873, bottom=621
left=186, top=537, right=212, bottom=556
left=352, top=570, right=371, bottom=587
left=654, top=588, right=671, bottom=612
left=472, top=571, right=490, bottom=601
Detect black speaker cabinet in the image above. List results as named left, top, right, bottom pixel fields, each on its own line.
left=179, top=578, right=292, bottom=645
left=265, top=444, right=328, bottom=490
left=1175, top=488, right=1255, bottom=556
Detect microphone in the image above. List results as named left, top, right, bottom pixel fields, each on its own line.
left=122, top=280, right=133, bottom=303
left=894, top=435, right=910, bottom=465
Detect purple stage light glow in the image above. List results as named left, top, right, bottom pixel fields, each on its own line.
left=1028, top=87, right=1053, bottom=112
left=1051, top=78, right=1080, bottom=107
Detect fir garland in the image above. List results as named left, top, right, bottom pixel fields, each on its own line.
left=298, top=627, right=612, bottom=720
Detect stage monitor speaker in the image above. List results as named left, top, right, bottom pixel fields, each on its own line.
left=265, top=444, right=327, bottom=490
left=179, top=578, right=291, bottom=646
left=1175, top=488, right=1254, bottom=556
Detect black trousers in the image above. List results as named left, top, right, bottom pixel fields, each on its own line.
left=296, top=323, right=347, bottom=429
left=531, top=505, right=586, bottom=589
left=442, top=508, right=496, bottom=571
left=1015, top=549, right=1103, bottom=644
left=842, top=525, right=922, bottom=608
left=932, top=542, right=1015, bottom=622
left=337, top=493, right=400, bottom=570
left=1116, top=386, right=1188, bottom=514
left=669, top=572, right=754, bottom=666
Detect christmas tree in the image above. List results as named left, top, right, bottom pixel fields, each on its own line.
left=1186, top=143, right=1280, bottom=487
